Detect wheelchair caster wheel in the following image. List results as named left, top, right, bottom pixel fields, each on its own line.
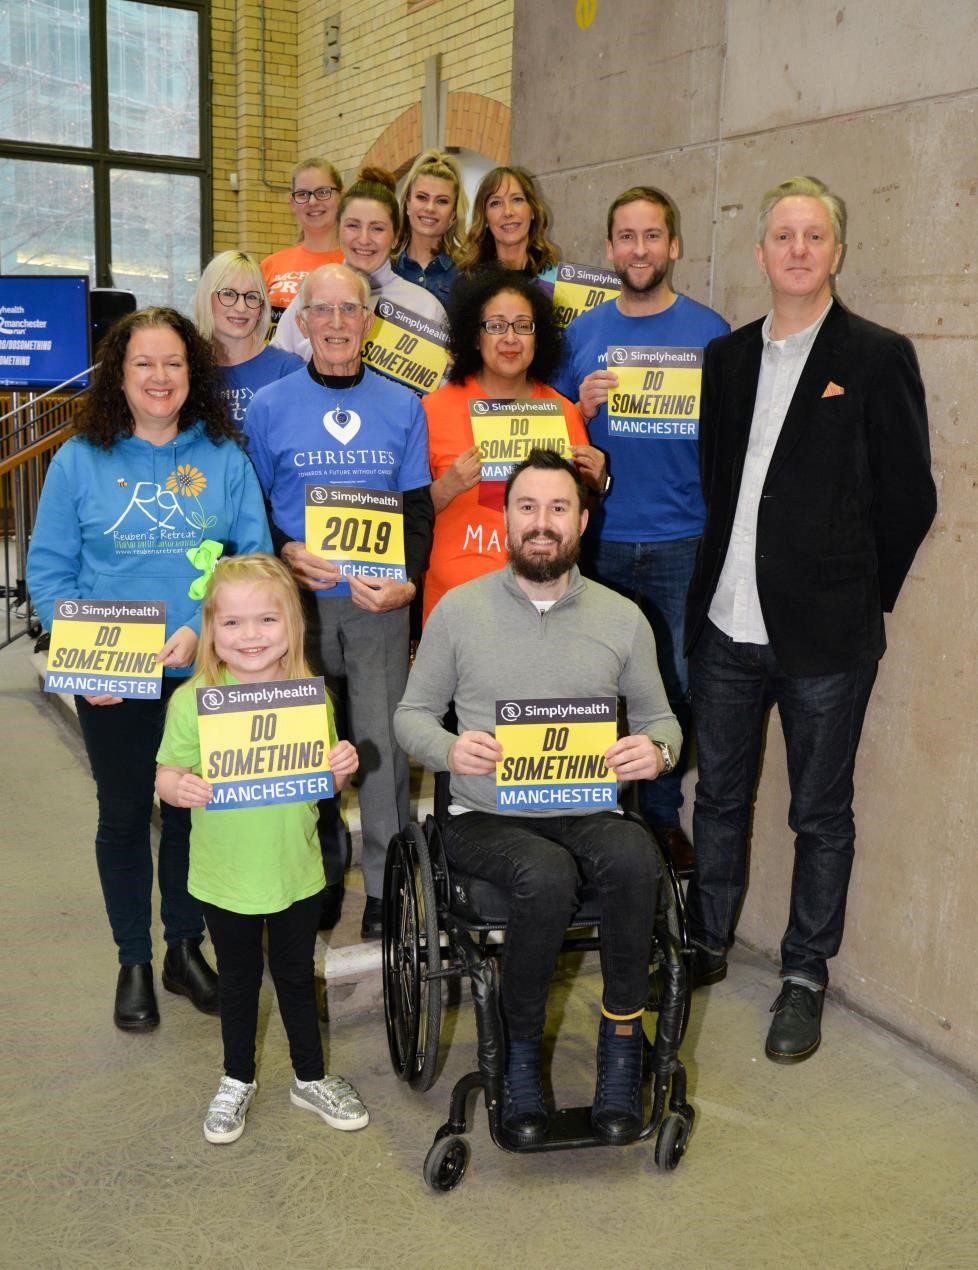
left=423, top=1135, right=470, bottom=1192
left=654, top=1112, right=691, bottom=1171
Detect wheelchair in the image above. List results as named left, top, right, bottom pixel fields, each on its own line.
left=381, top=773, right=695, bottom=1191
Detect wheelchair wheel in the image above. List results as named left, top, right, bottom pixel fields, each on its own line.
left=654, top=1112, right=691, bottom=1171
left=423, top=1135, right=469, bottom=1192
left=382, top=825, right=443, bottom=1091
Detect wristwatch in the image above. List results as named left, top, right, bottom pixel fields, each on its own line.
left=653, top=740, right=675, bottom=773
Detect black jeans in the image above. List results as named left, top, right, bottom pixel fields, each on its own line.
left=687, top=621, right=878, bottom=987
left=76, top=679, right=203, bottom=965
left=202, top=892, right=325, bottom=1085
left=444, top=811, right=658, bottom=1040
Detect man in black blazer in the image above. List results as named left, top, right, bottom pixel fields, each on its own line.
left=684, top=176, right=936, bottom=1063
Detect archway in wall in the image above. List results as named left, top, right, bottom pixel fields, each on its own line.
left=361, top=91, right=511, bottom=227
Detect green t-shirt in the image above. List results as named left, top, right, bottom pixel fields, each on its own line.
left=157, top=674, right=328, bottom=914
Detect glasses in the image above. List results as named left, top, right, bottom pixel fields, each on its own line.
left=291, top=186, right=340, bottom=205
left=480, top=318, right=536, bottom=336
left=214, top=288, right=263, bottom=310
left=301, top=301, right=368, bottom=321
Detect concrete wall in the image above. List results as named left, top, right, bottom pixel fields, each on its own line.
left=512, top=0, right=978, bottom=1077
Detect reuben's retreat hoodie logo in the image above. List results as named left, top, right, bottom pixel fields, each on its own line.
left=104, top=465, right=216, bottom=554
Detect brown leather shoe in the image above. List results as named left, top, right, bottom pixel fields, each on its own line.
left=652, top=824, right=695, bottom=876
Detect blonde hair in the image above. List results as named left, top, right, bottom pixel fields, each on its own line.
left=192, top=251, right=271, bottom=347
left=393, top=149, right=469, bottom=261
left=291, top=157, right=344, bottom=245
left=194, top=554, right=310, bottom=685
left=756, top=175, right=846, bottom=245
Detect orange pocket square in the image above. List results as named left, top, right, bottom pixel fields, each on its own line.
left=822, top=381, right=845, bottom=398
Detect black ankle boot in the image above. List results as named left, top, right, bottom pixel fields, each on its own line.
left=591, top=1013, right=645, bottom=1145
left=114, top=963, right=159, bottom=1031
left=162, top=940, right=220, bottom=1015
left=502, top=1037, right=548, bottom=1143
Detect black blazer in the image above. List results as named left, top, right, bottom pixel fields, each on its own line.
left=685, top=301, right=936, bottom=676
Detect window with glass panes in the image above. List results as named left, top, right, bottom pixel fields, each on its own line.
left=0, top=0, right=210, bottom=312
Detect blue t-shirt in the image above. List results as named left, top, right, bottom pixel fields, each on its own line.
left=220, top=345, right=304, bottom=428
left=552, top=294, right=729, bottom=542
left=245, top=366, right=431, bottom=593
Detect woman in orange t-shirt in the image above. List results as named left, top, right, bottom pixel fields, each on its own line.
left=422, top=266, right=606, bottom=623
left=260, top=157, right=344, bottom=330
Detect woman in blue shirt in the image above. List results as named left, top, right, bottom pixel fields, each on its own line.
left=192, top=251, right=303, bottom=428
left=27, top=307, right=272, bottom=1034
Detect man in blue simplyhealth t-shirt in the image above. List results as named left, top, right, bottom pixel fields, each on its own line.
left=552, top=187, right=728, bottom=875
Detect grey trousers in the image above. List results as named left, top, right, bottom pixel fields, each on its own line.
left=308, top=595, right=411, bottom=897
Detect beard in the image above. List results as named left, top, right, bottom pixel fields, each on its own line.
left=508, top=530, right=581, bottom=583
left=616, top=260, right=670, bottom=297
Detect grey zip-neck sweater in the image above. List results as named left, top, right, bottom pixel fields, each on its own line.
left=395, top=565, right=681, bottom=817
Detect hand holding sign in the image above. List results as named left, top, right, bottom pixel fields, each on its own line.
left=578, top=369, right=619, bottom=422
left=605, top=734, right=662, bottom=781
left=448, top=730, right=502, bottom=775
left=282, top=540, right=342, bottom=591
left=347, top=574, right=416, bottom=613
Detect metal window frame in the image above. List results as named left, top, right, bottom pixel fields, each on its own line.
left=0, top=0, right=212, bottom=289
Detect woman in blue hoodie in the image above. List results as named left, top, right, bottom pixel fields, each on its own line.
left=28, top=307, right=272, bottom=1032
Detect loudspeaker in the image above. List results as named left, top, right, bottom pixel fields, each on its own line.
left=90, top=288, right=137, bottom=353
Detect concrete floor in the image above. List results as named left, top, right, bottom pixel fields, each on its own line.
left=2, top=636, right=977, bottom=1270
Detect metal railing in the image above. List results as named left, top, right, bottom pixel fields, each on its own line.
left=0, top=368, right=92, bottom=648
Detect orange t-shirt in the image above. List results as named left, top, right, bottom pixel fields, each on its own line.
left=422, top=377, right=589, bottom=623
left=260, top=244, right=344, bottom=317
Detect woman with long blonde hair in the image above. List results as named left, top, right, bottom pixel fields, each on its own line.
left=392, top=149, right=468, bottom=309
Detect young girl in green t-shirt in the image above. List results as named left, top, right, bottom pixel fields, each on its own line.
left=156, top=553, right=368, bottom=1144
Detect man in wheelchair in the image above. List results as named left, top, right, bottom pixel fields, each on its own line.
left=394, top=449, right=681, bottom=1146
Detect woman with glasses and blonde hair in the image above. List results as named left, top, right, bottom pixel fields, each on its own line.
left=392, top=149, right=468, bottom=310
left=260, top=157, right=345, bottom=331
left=273, top=167, right=447, bottom=362
left=457, top=166, right=558, bottom=278
left=192, top=251, right=303, bottom=428
left=422, top=265, right=605, bottom=623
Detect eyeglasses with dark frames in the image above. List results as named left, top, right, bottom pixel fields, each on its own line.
left=291, top=186, right=340, bottom=205
left=214, top=288, right=263, bottom=310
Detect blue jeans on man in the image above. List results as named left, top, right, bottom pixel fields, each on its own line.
left=584, top=535, right=698, bottom=828
left=686, top=620, right=878, bottom=988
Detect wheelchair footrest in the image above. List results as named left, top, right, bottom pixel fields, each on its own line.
left=493, top=1104, right=658, bottom=1154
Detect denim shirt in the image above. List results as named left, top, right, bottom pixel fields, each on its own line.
left=392, top=251, right=458, bottom=312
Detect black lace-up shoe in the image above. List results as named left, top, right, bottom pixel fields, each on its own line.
left=765, top=982, right=823, bottom=1064
left=502, top=1038, right=548, bottom=1143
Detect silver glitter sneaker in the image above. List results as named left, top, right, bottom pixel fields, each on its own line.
left=289, top=1074, right=369, bottom=1131
left=203, top=1076, right=257, bottom=1144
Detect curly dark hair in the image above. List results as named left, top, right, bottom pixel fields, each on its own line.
left=76, top=307, right=242, bottom=450
left=445, top=266, right=563, bottom=387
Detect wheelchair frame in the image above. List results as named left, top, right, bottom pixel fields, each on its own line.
left=381, top=785, right=696, bottom=1192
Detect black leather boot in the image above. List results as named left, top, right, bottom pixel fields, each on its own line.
left=114, top=963, right=160, bottom=1031
left=501, top=1037, right=549, bottom=1143
left=591, top=1013, right=645, bottom=1145
left=162, top=939, right=220, bottom=1015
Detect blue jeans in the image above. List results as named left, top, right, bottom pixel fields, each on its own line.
left=444, top=811, right=658, bottom=1039
left=686, top=621, right=878, bottom=987
left=585, top=535, right=699, bottom=825
left=76, top=679, right=204, bottom=965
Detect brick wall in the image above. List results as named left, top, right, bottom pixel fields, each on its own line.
left=209, top=0, right=513, bottom=260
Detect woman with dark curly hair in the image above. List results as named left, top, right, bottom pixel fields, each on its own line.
left=27, top=307, right=272, bottom=1033
left=457, top=166, right=559, bottom=277
left=421, top=267, right=605, bottom=622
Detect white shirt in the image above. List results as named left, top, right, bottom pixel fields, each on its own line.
left=708, top=300, right=833, bottom=644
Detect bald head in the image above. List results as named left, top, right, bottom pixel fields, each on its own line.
left=298, top=263, right=370, bottom=310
